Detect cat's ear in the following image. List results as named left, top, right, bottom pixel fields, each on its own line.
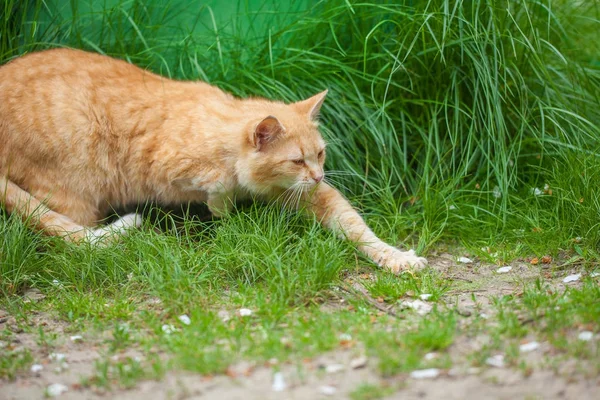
left=294, top=89, right=328, bottom=120
left=252, top=115, right=285, bottom=150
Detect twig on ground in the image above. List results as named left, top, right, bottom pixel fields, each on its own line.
left=338, top=281, right=404, bottom=319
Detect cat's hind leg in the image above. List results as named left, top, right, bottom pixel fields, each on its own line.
left=0, top=176, right=141, bottom=244
left=1, top=176, right=88, bottom=241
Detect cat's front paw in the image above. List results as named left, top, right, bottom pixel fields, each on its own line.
left=373, top=245, right=428, bottom=274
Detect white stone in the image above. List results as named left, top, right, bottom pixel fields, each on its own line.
left=400, top=300, right=433, bottom=315
left=485, top=355, right=505, bottom=368
left=161, top=324, right=178, bottom=334
left=30, top=364, right=43, bottom=373
left=496, top=266, right=512, bottom=273
left=350, top=356, right=368, bottom=369
left=272, top=372, right=287, bottom=391
left=519, top=341, right=540, bottom=353
left=410, top=368, right=440, bottom=379
left=178, top=315, right=191, bottom=325
left=325, top=364, right=345, bottom=374
left=419, top=293, right=433, bottom=301
left=69, top=335, right=83, bottom=342
left=563, top=274, right=581, bottom=283
left=458, top=256, right=473, bottom=264
left=239, top=308, right=253, bottom=317
left=47, top=383, right=68, bottom=397
left=424, top=352, right=438, bottom=361
left=319, top=386, right=337, bottom=396
left=578, top=331, right=593, bottom=341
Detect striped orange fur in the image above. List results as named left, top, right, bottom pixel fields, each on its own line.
left=0, top=49, right=426, bottom=272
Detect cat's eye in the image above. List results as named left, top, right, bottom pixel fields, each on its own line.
left=292, top=159, right=305, bottom=165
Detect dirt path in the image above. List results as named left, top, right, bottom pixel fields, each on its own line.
left=2, top=255, right=599, bottom=399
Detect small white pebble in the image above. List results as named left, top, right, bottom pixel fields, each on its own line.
left=350, top=356, right=368, bottom=369
left=161, top=324, right=178, bottom=334
left=590, top=271, right=599, bottom=278
left=51, top=279, right=62, bottom=287
left=458, top=256, right=473, bottom=264
left=485, top=355, right=505, bottom=368
left=424, top=352, right=438, bottom=361
left=46, top=383, right=68, bottom=397
left=496, top=266, right=512, bottom=273
left=69, top=335, right=83, bottom=342
left=578, top=331, right=593, bottom=341
left=49, top=353, right=66, bottom=362
left=519, top=341, right=540, bottom=353
left=319, top=385, right=338, bottom=396
left=30, top=364, right=43, bottom=373
left=480, top=313, right=489, bottom=319
left=178, top=315, right=191, bottom=325
left=325, top=364, right=345, bottom=374
left=563, top=274, right=581, bottom=283
left=339, top=333, right=352, bottom=341
left=238, top=308, right=253, bottom=317
left=217, top=310, right=231, bottom=322
left=410, top=368, right=440, bottom=379
left=400, top=300, right=433, bottom=315
left=419, top=293, right=433, bottom=301
left=272, top=372, right=287, bottom=391
left=448, top=205, right=457, bottom=210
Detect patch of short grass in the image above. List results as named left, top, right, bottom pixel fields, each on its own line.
left=350, top=382, right=395, bottom=400
left=0, top=346, right=33, bottom=380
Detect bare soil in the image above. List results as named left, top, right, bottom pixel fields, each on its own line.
left=2, top=256, right=598, bottom=400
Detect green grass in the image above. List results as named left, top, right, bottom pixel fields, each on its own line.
left=350, top=383, right=395, bottom=400
left=1, top=0, right=600, bottom=394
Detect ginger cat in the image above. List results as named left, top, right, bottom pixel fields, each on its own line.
left=0, top=49, right=427, bottom=273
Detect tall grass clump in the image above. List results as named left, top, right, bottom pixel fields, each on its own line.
left=1, top=0, right=599, bottom=250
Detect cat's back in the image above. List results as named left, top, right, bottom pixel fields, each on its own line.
left=0, top=48, right=163, bottom=99
left=0, top=48, right=169, bottom=146
left=0, top=49, right=170, bottom=180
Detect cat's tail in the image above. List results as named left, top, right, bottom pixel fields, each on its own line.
left=0, top=176, right=87, bottom=241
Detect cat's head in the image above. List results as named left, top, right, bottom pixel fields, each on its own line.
left=240, top=90, right=329, bottom=194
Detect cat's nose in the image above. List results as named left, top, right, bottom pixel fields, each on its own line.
left=313, top=174, right=323, bottom=183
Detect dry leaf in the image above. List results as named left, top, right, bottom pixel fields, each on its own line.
left=530, top=257, right=539, bottom=265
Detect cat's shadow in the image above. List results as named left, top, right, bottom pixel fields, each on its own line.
left=106, top=200, right=255, bottom=235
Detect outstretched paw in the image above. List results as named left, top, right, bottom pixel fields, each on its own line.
left=373, top=245, right=428, bottom=274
